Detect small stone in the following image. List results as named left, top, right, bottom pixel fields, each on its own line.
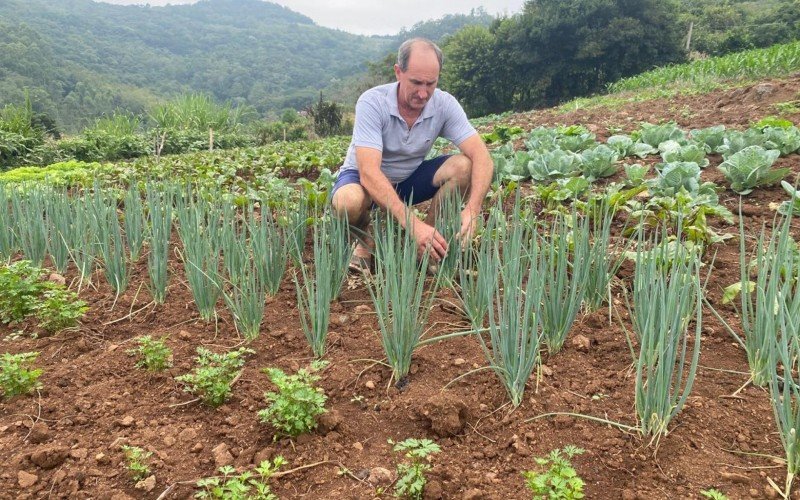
left=164, top=436, right=176, bottom=447
left=119, top=416, right=135, bottom=427
left=178, top=427, right=198, bottom=443
left=269, top=329, right=284, bottom=337
left=317, top=410, right=341, bottom=434
left=352, top=442, right=364, bottom=451
left=212, top=443, right=233, bottom=467
left=750, top=489, right=761, bottom=498
left=367, top=467, right=394, bottom=486
left=571, top=334, right=591, bottom=352
left=335, top=314, right=350, bottom=326
left=29, top=422, right=50, bottom=444
left=365, top=380, right=376, bottom=390
left=30, top=445, right=69, bottom=469
left=48, top=273, right=66, bottom=286
left=95, top=452, right=109, bottom=464
left=178, top=330, right=192, bottom=340
left=135, top=475, right=156, bottom=492
left=18, top=471, right=38, bottom=488
left=452, top=358, right=466, bottom=366
left=69, top=448, right=88, bottom=460
left=540, top=364, right=554, bottom=377
left=192, top=442, right=204, bottom=453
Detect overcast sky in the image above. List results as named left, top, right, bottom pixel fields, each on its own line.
left=97, top=0, right=526, bottom=35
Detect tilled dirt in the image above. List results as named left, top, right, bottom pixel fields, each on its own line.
left=3, top=75, right=800, bottom=499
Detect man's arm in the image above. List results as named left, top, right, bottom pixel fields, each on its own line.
left=357, top=146, right=448, bottom=260
left=456, top=133, right=494, bottom=239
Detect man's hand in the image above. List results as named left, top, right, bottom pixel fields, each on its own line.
left=457, top=208, right=479, bottom=243
left=411, top=219, right=448, bottom=262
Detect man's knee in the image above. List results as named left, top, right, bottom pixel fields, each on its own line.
left=331, top=183, right=371, bottom=225
left=437, top=154, right=472, bottom=188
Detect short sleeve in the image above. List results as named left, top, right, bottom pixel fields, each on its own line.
left=352, top=95, right=385, bottom=152
left=440, top=93, right=477, bottom=146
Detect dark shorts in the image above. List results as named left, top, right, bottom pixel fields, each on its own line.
left=332, top=155, right=452, bottom=205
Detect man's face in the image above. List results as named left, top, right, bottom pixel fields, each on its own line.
left=394, top=46, right=440, bottom=114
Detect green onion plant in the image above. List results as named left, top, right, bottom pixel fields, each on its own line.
left=630, top=226, right=702, bottom=444
left=249, top=201, right=288, bottom=296
left=366, top=209, right=443, bottom=383
left=124, top=182, right=145, bottom=262
left=145, top=182, right=173, bottom=304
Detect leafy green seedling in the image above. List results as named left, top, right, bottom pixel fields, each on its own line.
left=258, top=360, right=327, bottom=438
left=391, top=438, right=441, bottom=500
left=195, top=457, right=285, bottom=499
left=176, top=347, right=253, bottom=407
left=35, top=288, right=88, bottom=333
left=121, top=445, right=152, bottom=481
left=0, top=352, right=42, bottom=398
left=523, top=445, right=585, bottom=499
left=700, top=489, right=728, bottom=500
left=129, top=335, right=172, bottom=371
left=0, top=261, right=48, bottom=325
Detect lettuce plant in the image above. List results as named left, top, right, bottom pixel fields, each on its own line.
left=717, top=145, right=787, bottom=195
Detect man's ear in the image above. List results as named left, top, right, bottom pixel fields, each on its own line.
left=393, top=64, right=402, bottom=81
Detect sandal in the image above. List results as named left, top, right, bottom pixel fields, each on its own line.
left=348, top=254, right=372, bottom=275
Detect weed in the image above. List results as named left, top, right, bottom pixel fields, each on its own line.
left=176, top=347, right=253, bottom=407
left=129, top=335, right=172, bottom=371
left=121, top=445, right=152, bottom=481
left=258, top=360, right=327, bottom=438
left=391, top=438, right=441, bottom=500
left=35, top=289, right=88, bottom=333
left=700, top=489, right=728, bottom=500
left=195, top=457, right=285, bottom=499
left=0, top=351, right=42, bottom=398
left=523, top=445, right=585, bottom=499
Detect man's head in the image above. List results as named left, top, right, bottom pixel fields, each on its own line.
left=394, top=38, right=442, bottom=114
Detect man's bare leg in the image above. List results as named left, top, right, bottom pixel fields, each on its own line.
left=331, top=183, right=373, bottom=262
left=425, top=154, right=473, bottom=227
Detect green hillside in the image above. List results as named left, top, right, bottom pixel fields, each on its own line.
left=0, top=0, right=392, bottom=131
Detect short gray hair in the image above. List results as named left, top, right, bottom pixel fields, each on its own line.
left=397, top=38, right=443, bottom=72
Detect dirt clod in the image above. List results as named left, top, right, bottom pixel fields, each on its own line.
left=419, top=393, right=468, bottom=437
left=134, top=475, right=156, bottom=492
left=212, top=443, right=233, bottom=467
left=367, top=467, right=394, bottom=486
left=17, top=471, right=38, bottom=488
left=423, top=479, right=444, bottom=499
left=28, top=423, right=50, bottom=444
left=571, top=334, right=592, bottom=352
left=30, top=445, right=68, bottom=469
left=317, top=410, right=341, bottom=434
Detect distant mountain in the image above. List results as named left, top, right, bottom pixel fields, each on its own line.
left=0, top=0, right=392, bottom=131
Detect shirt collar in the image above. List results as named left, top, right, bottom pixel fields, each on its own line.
left=387, top=81, right=436, bottom=121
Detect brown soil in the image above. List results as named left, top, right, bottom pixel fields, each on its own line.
left=3, top=75, right=800, bottom=500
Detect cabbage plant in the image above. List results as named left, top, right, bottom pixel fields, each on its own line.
left=636, top=122, right=685, bottom=148
left=660, top=143, right=709, bottom=168
left=579, top=145, right=618, bottom=182
left=763, top=126, right=800, bottom=156
left=527, top=149, right=582, bottom=181
left=717, top=145, right=787, bottom=195
left=689, top=125, right=726, bottom=154
left=606, top=135, right=634, bottom=156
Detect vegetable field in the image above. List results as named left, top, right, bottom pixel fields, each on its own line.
left=2, top=75, right=800, bottom=500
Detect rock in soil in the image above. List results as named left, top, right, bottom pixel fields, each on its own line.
left=30, top=445, right=69, bottom=469
left=17, top=471, right=38, bottom=488
left=418, top=393, right=469, bottom=437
